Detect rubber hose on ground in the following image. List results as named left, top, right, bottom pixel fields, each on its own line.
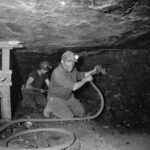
left=0, top=81, right=104, bottom=150
left=1, top=128, right=75, bottom=150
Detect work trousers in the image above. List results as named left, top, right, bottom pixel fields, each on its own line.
left=21, top=89, right=47, bottom=108
left=43, top=94, right=85, bottom=118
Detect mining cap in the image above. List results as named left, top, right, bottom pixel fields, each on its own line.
left=39, top=61, right=52, bottom=70
left=61, top=51, right=79, bottom=62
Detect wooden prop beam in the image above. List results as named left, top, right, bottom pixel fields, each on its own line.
left=0, top=40, right=23, bottom=120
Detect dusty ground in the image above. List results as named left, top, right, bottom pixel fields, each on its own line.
left=0, top=115, right=150, bottom=150
left=0, top=98, right=150, bottom=150
left=46, top=121, right=150, bottom=150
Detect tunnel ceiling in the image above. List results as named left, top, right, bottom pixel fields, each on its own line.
left=0, top=0, right=150, bottom=53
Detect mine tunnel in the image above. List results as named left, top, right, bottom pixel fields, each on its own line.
left=0, top=0, right=150, bottom=150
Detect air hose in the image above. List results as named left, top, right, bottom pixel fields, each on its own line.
left=0, top=81, right=104, bottom=150
left=1, top=128, right=75, bottom=150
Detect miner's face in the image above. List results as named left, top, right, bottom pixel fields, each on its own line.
left=62, top=60, right=75, bottom=72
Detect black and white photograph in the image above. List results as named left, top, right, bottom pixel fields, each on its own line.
left=0, top=0, right=150, bottom=149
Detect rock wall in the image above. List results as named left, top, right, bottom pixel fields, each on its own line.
left=1, top=49, right=148, bottom=129
left=81, top=49, right=150, bottom=129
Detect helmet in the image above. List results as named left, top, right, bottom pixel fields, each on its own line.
left=39, top=61, right=51, bottom=70
left=61, top=51, right=79, bottom=62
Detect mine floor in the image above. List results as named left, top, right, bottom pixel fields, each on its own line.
left=0, top=106, right=150, bottom=150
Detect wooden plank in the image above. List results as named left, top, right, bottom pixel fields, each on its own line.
left=2, top=48, right=10, bottom=70
left=0, top=46, right=13, bottom=120
left=0, top=45, right=23, bottom=48
left=0, top=72, right=12, bottom=83
left=0, top=87, right=11, bottom=120
left=0, top=40, right=23, bottom=48
left=0, top=82, right=12, bottom=86
left=0, top=40, right=23, bottom=120
left=0, top=70, right=12, bottom=74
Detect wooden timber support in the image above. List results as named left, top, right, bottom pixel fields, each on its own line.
left=0, top=40, right=23, bottom=120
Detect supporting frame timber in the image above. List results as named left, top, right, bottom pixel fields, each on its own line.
left=0, top=40, right=23, bottom=120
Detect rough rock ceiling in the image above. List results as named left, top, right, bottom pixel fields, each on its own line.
left=0, top=0, right=150, bottom=53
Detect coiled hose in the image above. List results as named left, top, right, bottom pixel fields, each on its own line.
left=0, top=81, right=104, bottom=150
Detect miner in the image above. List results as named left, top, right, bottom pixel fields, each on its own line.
left=22, top=61, right=52, bottom=109
left=44, top=51, right=100, bottom=118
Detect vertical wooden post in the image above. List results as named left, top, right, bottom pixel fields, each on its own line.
left=2, top=48, right=10, bottom=70
left=1, top=48, right=12, bottom=120
left=0, top=40, right=22, bottom=120
left=1, top=85, right=11, bottom=120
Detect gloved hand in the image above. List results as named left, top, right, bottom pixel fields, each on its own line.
left=40, top=89, right=45, bottom=93
left=85, top=75, right=93, bottom=82
left=93, top=65, right=107, bottom=75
